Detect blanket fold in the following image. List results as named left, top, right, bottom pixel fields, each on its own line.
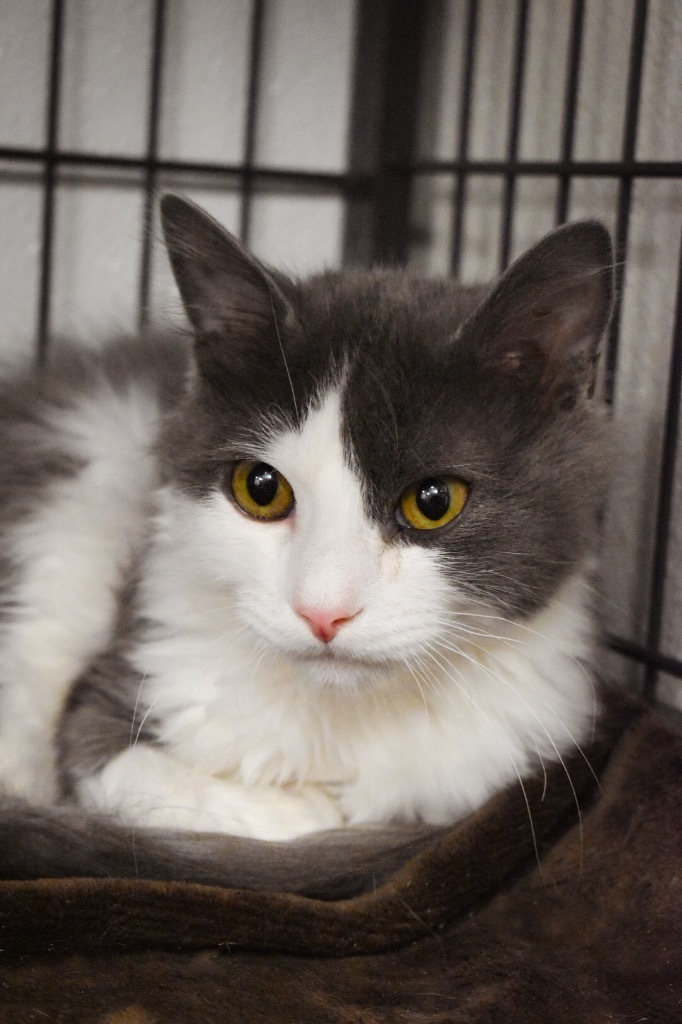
left=0, top=687, right=679, bottom=1023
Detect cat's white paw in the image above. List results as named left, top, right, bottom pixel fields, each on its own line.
left=79, top=745, right=344, bottom=841
left=200, top=780, right=344, bottom=841
left=143, top=777, right=344, bottom=840
left=0, top=734, right=58, bottom=804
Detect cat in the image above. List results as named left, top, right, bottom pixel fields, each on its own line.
left=0, top=196, right=613, bottom=895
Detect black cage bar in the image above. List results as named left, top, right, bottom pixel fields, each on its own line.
left=0, top=0, right=680, bottom=703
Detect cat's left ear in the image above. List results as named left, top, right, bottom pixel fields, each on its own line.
left=468, top=221, right=614, bottom=401
left=160, top=194, right=297, bottom=381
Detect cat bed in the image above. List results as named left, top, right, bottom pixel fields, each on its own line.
left=0, top=688, right=679, bottom=1023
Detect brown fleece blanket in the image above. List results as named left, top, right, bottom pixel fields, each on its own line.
left=0, top=688, right=679, bottom=1023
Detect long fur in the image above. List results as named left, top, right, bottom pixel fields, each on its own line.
left=0, top=200, right=614, bottom=890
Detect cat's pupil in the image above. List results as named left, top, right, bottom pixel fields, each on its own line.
left=247, top=464, right=279, bottom=506
left=416, top=479, right=450, bottom=521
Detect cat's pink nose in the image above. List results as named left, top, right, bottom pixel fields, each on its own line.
left=295, top=605, right=357, bottom=644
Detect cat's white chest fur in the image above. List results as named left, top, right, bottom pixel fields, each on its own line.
left=79, top=389, right=597, bottom=840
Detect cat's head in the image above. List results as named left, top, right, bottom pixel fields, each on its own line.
left=159, top=196, right=613, bottom=687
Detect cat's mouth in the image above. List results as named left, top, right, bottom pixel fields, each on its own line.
left=293, top=646, right=399, bottom=688
left=297, top=645, right=387, bottom=668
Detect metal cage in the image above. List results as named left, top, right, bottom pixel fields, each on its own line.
left=0, top=0, right=680, bottom=704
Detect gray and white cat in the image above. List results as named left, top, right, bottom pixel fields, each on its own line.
left=0, top=197, right=613, bottom=892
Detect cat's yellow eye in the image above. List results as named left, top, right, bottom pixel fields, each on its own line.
left=230, top=461, right=295, bottom=520
left=398, top=476, right=469, bottom=531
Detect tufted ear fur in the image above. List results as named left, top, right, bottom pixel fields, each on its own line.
left=160, top=194, right=297, bottom=384
left=466, top=221, right=614, bottom=405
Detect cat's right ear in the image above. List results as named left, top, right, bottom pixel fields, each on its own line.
left=160, top=194, right=296, bottom=380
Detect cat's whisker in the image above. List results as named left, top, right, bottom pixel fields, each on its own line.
left=439, top=604, right=588, bottom=650
left=132, top=691, right=163, bottom=750
left=412, top=646, right=543, bottom=870
left=437, top=596, right=602, bottom=788
left=429, top=653, right=547, bottom=863
left=399, top=656, right=432, bottom=719
left=480, top=642, right=601, bottom=794
left=269, top=291, right=298, bottom=421
left=129, top=671, right=149, bottom=749
left=247, top=640, right=280, bottom=690
left=419, top=640, right=551, bottom=801
left=430, top=617, right=530, bottom=649
left=429, top=635, right=585, bottom=869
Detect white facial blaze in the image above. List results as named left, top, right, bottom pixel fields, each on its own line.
left=266, top=389, right=378, bottom=622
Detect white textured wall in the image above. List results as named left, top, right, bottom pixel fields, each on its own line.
left=0, top=0, right=680, bottom=705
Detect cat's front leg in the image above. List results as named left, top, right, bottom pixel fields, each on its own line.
left=76, top=744, right=344, bottom=841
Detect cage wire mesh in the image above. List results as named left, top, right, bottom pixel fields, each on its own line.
left=0, top=0, right=680, bottom=708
